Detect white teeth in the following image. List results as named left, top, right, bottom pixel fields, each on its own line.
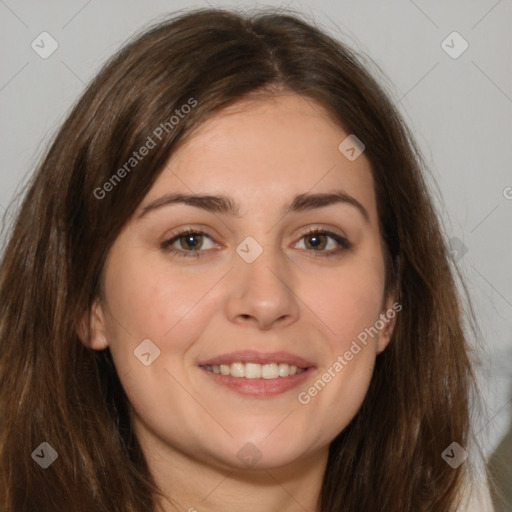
left=245, top=363, right=261, bottom=379
left=230, top=362, right=245, bottom=378
left=262, top=363, right=278, bottom=379
left=203, top=362, right=307, bottom=379
left=219, top=364, right=231, bottom=375
left=278, top=363, right=289, bottom=377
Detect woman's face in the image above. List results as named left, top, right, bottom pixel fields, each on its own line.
left=85, top=93, right=396, bottom=471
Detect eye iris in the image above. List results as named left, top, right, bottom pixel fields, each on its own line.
left=181, top=233, right=202, bottom=250
left=306, top=233, right=326, bottom=250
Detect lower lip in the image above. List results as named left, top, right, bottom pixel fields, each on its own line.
left=199, top=366, right=314, bottom=397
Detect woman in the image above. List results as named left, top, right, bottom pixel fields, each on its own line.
left=0, top=7, right=495, bottom=511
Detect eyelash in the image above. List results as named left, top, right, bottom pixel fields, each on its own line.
left=160, top=227, right=351, bottom=259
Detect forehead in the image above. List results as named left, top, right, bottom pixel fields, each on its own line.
left=141, top=93, right=377, bottom=221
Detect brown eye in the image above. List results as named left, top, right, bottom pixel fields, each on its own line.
left=304, top=232, right=328, bottom=250
left=161, top=230, right=217, bottom=258
left=177, top=233, right=204, bottom=250
left=295, top=229, right=351, bottom=257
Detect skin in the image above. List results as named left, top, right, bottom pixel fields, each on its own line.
left=81, top=93, right=397, bottom=512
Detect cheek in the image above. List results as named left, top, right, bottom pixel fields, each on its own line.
left=101, top=248, right=224, bottom=369
left=293, top=251, right=385, bottom=433
left=300, top=254, right=386, bottom=352
left=307, top=279, right=382, bottom=345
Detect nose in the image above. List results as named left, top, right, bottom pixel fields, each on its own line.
left=224, top=244, right=300, bottom=330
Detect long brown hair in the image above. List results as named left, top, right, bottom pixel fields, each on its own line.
left=0, top=7, right=489, bottom=511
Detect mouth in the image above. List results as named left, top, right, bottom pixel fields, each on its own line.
left=198, top=350, right=315, bottom=398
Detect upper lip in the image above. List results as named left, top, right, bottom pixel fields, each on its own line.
left=198, top=350, right=315, bottom=369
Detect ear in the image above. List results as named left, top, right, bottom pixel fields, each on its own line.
left=77, top=298, right=109, bottom=350
left=376, top=294, right=400, bottom=354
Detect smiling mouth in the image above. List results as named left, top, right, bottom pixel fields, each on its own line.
left=197, top=350, right=315, bottom=397
left=199, top=362, right=313, bottom=398
left=201, top=362, right=307, bottom=379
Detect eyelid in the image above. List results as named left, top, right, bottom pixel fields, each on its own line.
left=160, top=226, right=220, bottom=252
left=293, top=226, right=351, bottom=255
left=298, top=225, right=348, bottom=241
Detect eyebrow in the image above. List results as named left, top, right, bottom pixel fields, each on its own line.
left=136, top=189, right=370, bottom=223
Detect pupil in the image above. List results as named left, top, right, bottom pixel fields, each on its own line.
left=308, top=234, right=324, bottom=250
left=184, top=234, right=201, bottom=249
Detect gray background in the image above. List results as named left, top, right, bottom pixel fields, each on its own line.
left=1, top=0, right=511, bottom=502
